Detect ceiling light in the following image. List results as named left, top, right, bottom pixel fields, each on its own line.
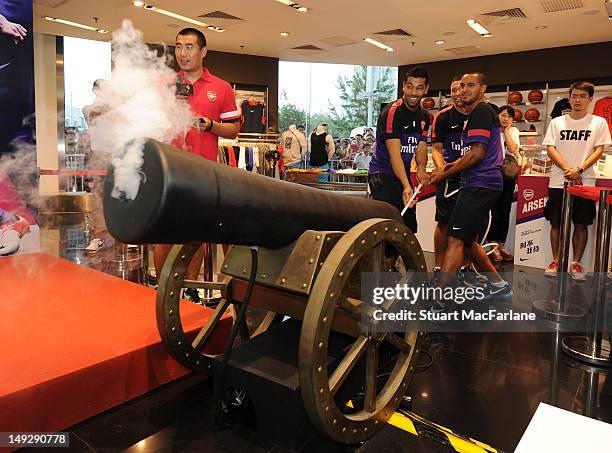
left=134, top=3, right=208, bottom=27
left=364, top=37, right=394, bottom=52
left=435, top=40, right=445, bottom=45
left=535, top=25, right=547, bottom=30
left=44, top=16, right=108, bottom=33
left=207, top=25, right=226, bottom=33
left=466, top=19, right=491, bottom=37
left=297, top=7, right=309, bottom=12
left=482, top=33, right=493, bottom=38
left=280, top=32, right=290, bottom=37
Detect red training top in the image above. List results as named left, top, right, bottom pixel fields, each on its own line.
left=174, top=68, right=240, bottom=161
left=593, top=96, right=612, bottom=136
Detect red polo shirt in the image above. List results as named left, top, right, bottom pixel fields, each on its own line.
left=174, top=68, right=240, bottom=161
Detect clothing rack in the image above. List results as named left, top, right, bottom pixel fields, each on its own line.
left=218, top=138, right=282, bottom=179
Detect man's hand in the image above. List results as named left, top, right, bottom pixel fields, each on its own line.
left=443, top=161, right=456, bottom=172
left=428, top=171, right=446, bottom=186
left=564, top=167, right=582, bottom=182
left=193, top=116, right=213, bottom=132
left=416, top=168, right=430, bottom=186
left=0, top=16, right=27, bottom=42
left=402, top=186, right=414, bottom=207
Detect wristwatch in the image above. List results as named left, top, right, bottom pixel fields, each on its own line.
left=202, top=118, right=213, bottom=132
left=577, top=166, right=584, bottom=174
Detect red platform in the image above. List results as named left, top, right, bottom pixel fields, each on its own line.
left=0, top=253, right=230, bottom=441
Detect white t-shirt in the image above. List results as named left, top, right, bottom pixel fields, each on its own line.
left=501, top=126, right=520, bottom=157
left=542, top=113, right=612, bottom=188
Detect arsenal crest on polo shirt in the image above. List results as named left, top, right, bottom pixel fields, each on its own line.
left=207, top=91, right=217, bottom=101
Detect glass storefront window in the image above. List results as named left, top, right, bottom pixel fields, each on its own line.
left=279, top=61, right=398, bottom=137
left=63, top=36, right=111, bottom=131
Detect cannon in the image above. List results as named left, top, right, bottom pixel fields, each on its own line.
left=103, top=139, right=426, bottom=445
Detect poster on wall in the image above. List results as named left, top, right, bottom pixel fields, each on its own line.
left=0, top=0, right=39, bottom=256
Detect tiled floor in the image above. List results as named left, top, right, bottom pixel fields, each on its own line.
left=26, top=214, right=612, bottom=452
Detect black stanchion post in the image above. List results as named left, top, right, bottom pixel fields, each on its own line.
left=561, top=188, right=612, bottom=366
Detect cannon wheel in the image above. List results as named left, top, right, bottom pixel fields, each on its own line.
left=299, top=218, right=426, bottom=443
left=156, top=243, right=279, bottom=374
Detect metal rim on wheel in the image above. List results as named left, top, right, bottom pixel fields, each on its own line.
left=299, top=218, right=426, bottom=443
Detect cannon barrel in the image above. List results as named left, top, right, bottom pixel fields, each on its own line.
left=103, top=139, right=402, bottom=248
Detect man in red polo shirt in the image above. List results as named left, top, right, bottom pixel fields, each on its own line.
left=154, top=28, right=240, bottom=302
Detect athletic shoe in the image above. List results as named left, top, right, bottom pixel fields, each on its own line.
left=544, top=261, right=559, bottom=277
left=0, top=229, right=20, bottom=255
left=499, top=248, right=514, bottom=262
left=183, top=287, right=201, bottom=304
left=569, top=262, right=586, bottom=282
left=458, top=267, right=488, bottom=289
left=0, top=216, right=30, bottom=255
left=432, top=267, right=441, bottom=272
left=85, top=238, right=104, bottom=253
left=491, top=249, right=503, bottom=263
left=483, top=280, right=513, bottom=302
left=430, top=299, right=447, bottom=314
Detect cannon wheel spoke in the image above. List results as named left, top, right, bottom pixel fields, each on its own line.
left=156, top=244, right=278, bottom=374
left=300, top=218, right=426, bottom=444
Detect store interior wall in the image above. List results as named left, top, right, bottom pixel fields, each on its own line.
left=398, top=41, right=612, bottom=93
left=205, top=51, right=279, bottom=132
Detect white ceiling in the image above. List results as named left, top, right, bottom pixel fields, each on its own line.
left=33, top=0, right=612, bottom=66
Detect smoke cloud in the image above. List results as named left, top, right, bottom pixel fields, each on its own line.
left=89, top=19, right=192, bottom=200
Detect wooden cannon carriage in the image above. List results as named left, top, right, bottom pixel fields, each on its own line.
left=103, top=139, right=426, bottom=445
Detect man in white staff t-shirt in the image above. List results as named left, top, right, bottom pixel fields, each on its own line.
left=542, top=81, right=612, bottom=281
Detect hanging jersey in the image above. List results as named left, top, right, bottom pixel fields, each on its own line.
left=310, top=132, right=329, bottom=166
left=593, top=96, right=612, bottom=136
left=462, top=102, right=504, bottom=191
left=241, top=100, right=266, bottom=133
left=369, top=99, right=429, bottom=176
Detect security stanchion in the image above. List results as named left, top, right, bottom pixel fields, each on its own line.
left=561, top=187, right=612, bottom=366
left=533, top=181, right=586, bottom=321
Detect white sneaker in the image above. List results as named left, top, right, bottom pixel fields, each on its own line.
left=0, top=229, right=20, bottom=255
left=85, top=238, right=105, bottom=253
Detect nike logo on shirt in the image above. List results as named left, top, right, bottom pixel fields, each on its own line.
left=451, top=125, right=460, bottom=129
left=452, top=227, right=462, bottom=230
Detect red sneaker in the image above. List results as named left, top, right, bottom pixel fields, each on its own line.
left=544, top=260, right=558, bottom=277
left=570, top=262, right=586, bottom=281
left=491, top=249, right=503, bottom=263
left=1, top=215, right=30, bottom=238
left=499, top=248, right=514, bottom=262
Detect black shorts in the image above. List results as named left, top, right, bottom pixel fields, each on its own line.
left=368, top=172, right=417, bottom=233
left=447, top=187, right=501, bottom=245
left=544, top=187, right=596, bottom=227
left=435, top=178, right=460, bottom=224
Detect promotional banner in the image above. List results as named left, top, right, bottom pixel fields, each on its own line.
left=514, top=175, right=553, bottom=269
left=0, top=0, right=39, bottom=256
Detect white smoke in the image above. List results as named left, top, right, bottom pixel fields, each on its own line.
left=89, top=20, right=192, bottom=200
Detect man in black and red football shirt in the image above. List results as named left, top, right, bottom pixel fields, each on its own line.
left=430, top=75, right=469, bottom=271
left=368, top=66, right=430, bottom=234
left=429, top=72, right=511, bottom=299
